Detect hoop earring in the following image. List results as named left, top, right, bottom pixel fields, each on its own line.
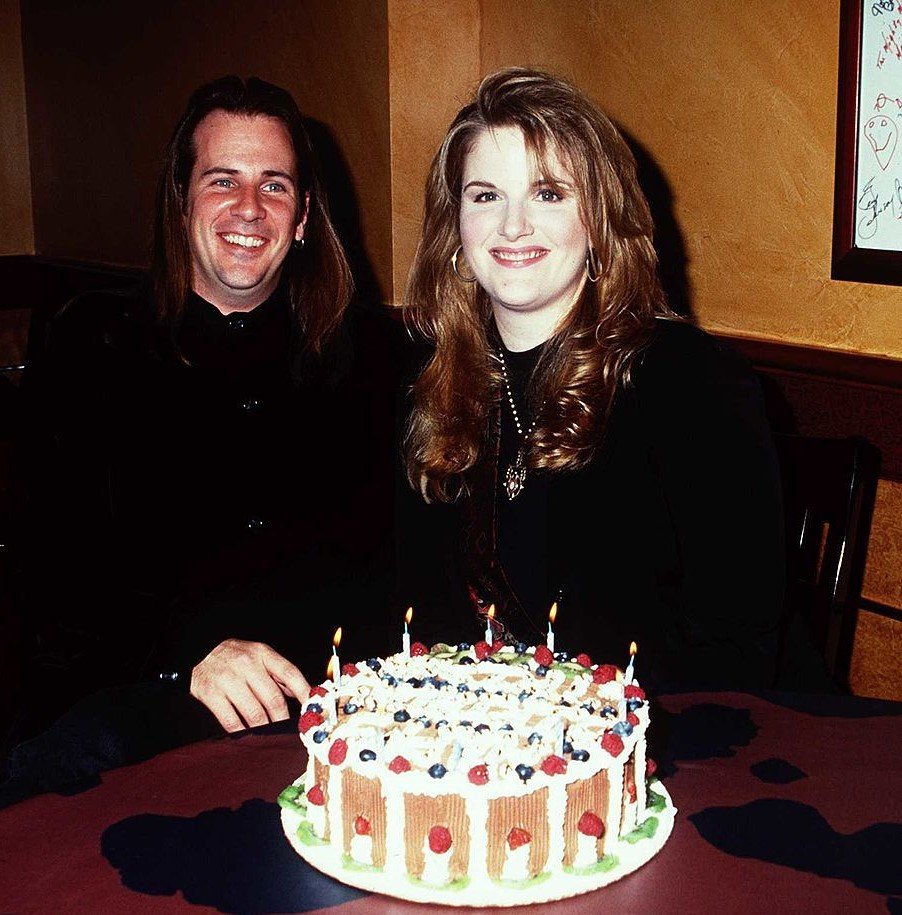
left=293, top=237, right=305, bottom=250
left=585, top=247, right=601, bottom=283
left=451, top=245, right=477, bottom=283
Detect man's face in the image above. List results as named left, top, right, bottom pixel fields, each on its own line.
left=183, top=110, right=308, bottom=314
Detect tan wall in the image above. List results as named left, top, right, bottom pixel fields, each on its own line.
left=0, top=0, right=32, bottom=256
left=12, top=0, right=902, bottom=356
left=387, top=0, right=481, bottom=301
left=464, top=0, right=900, bottom=358
left=19, top=0, right=391, bottom=295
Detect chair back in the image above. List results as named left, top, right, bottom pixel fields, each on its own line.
left=773, top=433, right=880, bottom=690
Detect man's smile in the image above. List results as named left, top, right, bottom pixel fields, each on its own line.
left=221, top=233, right=265, bottom=248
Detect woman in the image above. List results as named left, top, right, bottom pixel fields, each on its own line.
left=400, top=67, right=785, bottom=691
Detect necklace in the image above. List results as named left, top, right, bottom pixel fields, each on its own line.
left=498, top=349, right=541, bottom=501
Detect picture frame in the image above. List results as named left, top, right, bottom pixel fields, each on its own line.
left=832, top=0, right=902, bottom=285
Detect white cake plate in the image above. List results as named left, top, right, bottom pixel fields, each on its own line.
left=279, top=777, right=677, bottom=907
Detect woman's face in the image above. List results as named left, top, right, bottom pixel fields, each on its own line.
left=459, top=126, right=588, bottom=335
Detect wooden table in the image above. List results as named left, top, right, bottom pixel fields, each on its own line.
left=1, top=689, right=899, bottom=913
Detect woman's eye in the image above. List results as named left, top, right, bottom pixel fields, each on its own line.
left=537, top=187, right=563, bottom=202
left=473, top=191, right=499, bottom=203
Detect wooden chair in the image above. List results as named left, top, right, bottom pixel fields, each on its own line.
left=773, top=433, right=880, bottom=691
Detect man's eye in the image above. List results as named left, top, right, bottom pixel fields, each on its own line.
left=213, top=178, right=233, bottom=188
left=263, top=182, right=286, bottom=192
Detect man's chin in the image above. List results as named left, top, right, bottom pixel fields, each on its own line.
left=196, top=273, right=282, bottom=313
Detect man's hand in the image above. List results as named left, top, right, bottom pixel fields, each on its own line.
left=190, top=638, right=311, bottom=732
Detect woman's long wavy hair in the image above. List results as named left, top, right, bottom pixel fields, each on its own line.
left=403, top=67, right=675, bottom=503
left=151, top=75, right=352, bottom=358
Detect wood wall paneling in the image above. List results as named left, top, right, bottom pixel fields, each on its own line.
left=0, top=0, right=33, bottom=256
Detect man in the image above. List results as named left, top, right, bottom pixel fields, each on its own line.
left=3, top=76, right=404, bottom=797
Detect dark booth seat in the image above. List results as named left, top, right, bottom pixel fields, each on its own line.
left=773, top=433, right=881, bottom=693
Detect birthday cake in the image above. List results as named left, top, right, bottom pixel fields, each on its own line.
left=279, top=640, right=676, bottom=906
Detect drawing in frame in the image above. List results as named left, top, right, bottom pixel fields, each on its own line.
left=832, top=0, right=902, bottom=285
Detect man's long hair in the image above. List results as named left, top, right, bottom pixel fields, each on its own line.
left=151, top=75, right=352, bottom=356
left=403, top=67, right=675, bottom=503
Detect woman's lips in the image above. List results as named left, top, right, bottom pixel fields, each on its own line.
left=489, top=247, right=549, bottom=267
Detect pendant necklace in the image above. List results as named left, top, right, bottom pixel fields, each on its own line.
left=498, top=349, right=542, bottom=501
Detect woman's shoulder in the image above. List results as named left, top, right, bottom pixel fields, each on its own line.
left=633, top=316, right=755, bottom=390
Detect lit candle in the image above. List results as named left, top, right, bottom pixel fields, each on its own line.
left=546, top=602, right=558, bottom=652
left=484, top=604, right=495, bottom=644
left=326, top=654, right=338, bottom=719
left=402, top=606, right=412, bottom=655
left=624, top=641, right=637, bottom=685
left=332, top=626, right=342, bottom=692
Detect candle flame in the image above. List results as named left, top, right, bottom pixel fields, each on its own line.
left=333, top=627, right=342, bottom=649
left=548, top=602, right=558, bottom=625
left=487, top=604, right=495, bottom=621
left=629, top=641, right=637, bottom=657
left=405, top=606, right=413, bottom=626
left=326, top=654, right=336, bottom=680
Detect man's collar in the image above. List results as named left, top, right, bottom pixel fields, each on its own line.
left=183, top=284, right=289, bottom=333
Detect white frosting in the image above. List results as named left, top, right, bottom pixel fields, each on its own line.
left=301, top=647, right=644, bottom=797
left=350, top=833, right=373, bottom=865
left=420, top=837, right=452, bottom=886
left=574, top=832, right=599, bottom=869
left=501, top=841, right=531, bottom=881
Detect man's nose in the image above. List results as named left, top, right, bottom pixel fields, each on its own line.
left=499, top=200, right=533, bottom=240
left=231, top=185, right=265, bottom=222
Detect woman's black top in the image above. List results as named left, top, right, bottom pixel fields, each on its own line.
left=397, top=318, right=787, bottom=692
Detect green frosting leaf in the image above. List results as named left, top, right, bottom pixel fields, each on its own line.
left=493, top=870, right=552, bottom=888
left=646, top=786, right=667, bottom=813
left=407, top=874, right=471, bottom=891
left=564, top=854, right=619, bottom=876
left=342, top=854, right=382, bottom=873
left=296, top=820, right=328, bottom=847
left=278, top=783, right=306, bottom=813
left=623, top=816, right=659, bottom=843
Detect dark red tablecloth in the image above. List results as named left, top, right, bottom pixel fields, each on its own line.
left=1, top=690, right=900, bottom=914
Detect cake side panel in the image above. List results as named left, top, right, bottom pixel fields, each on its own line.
left=564, top=769, right=609, bottom=863
left=314, top=758, right=331, bottom=842
left=486, top=786, right=550, bottom=878
left=404, top=792, right=471, bottom=880
left=341, top=769, right=387, bottom=867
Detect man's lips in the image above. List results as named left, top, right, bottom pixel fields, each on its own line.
left=489, top=247, right=549, bottom=267
left=220, top=232, right=266, bottom=249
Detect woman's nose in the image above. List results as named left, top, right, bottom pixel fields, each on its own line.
left=231, top=185, right=265, bottom=222
left=499, top=201, right=533, bottom=240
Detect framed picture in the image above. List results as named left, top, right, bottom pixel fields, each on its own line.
left=832, top=0, right=902, bottom=285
